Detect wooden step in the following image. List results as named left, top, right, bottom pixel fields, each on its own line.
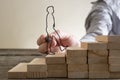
left=96, top=35, right=120, bottom=43
left=27, top=58, right=47, bottom=78
left=81, top=42, right=107, bottom=50
left=27, top=58, right=47, bottom=72
left=66, top=47, right=87, bottom=57
left=46, top=53, right=66, bottom=64
left=8, top=63, right=27, bottom=79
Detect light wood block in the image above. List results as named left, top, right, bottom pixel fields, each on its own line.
left=68, top=71, right=88, bottom=78
left=46, top=53, right=66, bottom=64
left=88, top=57, right=108, bottom=64
left=27, top=58, right=47, bottom=72
left=48, top=70, right=67, bottom=78
left=68, top=64, right=88, bottom=72
left=108, top=43, right=120, bottom=49
left=27, top=58, right=47, bottom=78
left=96, top=35, right=108, bottom=42
left=47, top=64, right=66, bottom=71
left=67, top=57, right=87, bottom=64
left=27, top=72, right=47, bottom=78
left=109, top=50, right=120, bottom=57
left=109, top=64, right=120, bottom=72
left=88, top=50, right=108, bottom=64
left=81, top=42, right=107, bottom=50
left=109, top=57, right=120, bottom=64
left=8, top=63, right=27, bottom=79
left=88, top=50, right=108, bottom=57
left=110, top=72, right=120, bottom=78
left=89, top=64, right=109, bottom=71
left=67, top=47, right=87, bottom=57
left=89, top=71, right=110, bottom=78
left=96, top=35, right=120, bottom=43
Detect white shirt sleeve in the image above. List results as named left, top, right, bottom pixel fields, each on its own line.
left=80, top=7, right=112, bottom=42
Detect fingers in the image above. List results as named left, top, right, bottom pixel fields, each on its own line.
left=51, top=30, right=80, bottom=47
left=38, top=43, right=60, bottom=53
left=38, top=37, right=57, bottom=53
left=50, top=46, right=60, bottom=53
left=37, top=34, right=46, bottom=46
left=51, top=36, right=57, bottom=47
left=38, top=43, right=47, bottom=53
left=50, top=46, right=66, bottom=53
left=37, top=34, right=57, bottom=46
left=62, top=35, right=80, bottom=47
left=50, top=30, right=71, bottom=46
left=37, top=30, right=72, bottom=53
left=37, top=30, right=66, bottom=46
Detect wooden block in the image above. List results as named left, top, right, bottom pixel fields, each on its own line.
left=81, top=42, right=107, bottom=50
left=96, top=35, right=108, bottom=42
left=67, top=47, right=87, bottom=57
left=89, top=64, right=109, bottom=71
left=47, top=64, right=66, bottom=71
left=27, top=58, right=47, bottom=72
left=109, top=64, right=120, bottom=72
left=68, top=64, right=88, bottom=72
left=46, top=53, right=65, bottom=64
left=88, top=50, right=108, bottom=57
left=88, top=57, right=108, bottom=64
left=8, top=63, right=27, bottom=79
left=96, top=35, right=120, bottom=43
left=109, top=57, right=120, bottom=64
left=48, top=70, right=67, bottom=77
left=68, top=71, right=88, bottom=78
left=88, top=50, right=108, bottom=64
left=67, top=57, right=87, bottom=64
left=108, top=43, right=120, bottom=49
left=89, top=71, right=110, bottom=78
left=27, top=72, right=47, bottom=78
left=110, top=72, right=120, bottom=78
left=109, top=50, right=120, bottom=57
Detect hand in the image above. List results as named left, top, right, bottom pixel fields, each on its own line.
left=37, top=30, right=80, bottom=53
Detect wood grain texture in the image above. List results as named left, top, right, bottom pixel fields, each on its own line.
left=27, top=58, right=47, bottom=72
left=46, top=53, right=66, bottom=64
left=109, top=64, right=120, bottom=72
left=67, top=57, right=87, bottom=64
left=81, top=42, right=107, bottom=50
left=8, top=63, right=27, bottom=79
left=68, top=71, right=88, bottom=78
left=67, top=47, right=87, bottom=57
left=89, top=71, right=110, bottom=78
left=96, top=35, right=120, bottom=43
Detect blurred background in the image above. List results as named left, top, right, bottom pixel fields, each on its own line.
left=0, top=0, right=95, bottom=49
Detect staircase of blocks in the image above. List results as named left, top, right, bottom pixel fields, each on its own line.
left=8, top=35, right=120, bottom=79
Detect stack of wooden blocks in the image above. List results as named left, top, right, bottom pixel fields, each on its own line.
left=8, top=53, right=67, bottom=79
left=27, top=58, right=47, bottom=78
left=8, top=63, right=28, bottom=78
left=8, top=58, right=48, bottom=79
left=8, top=35, right=120, bottom=79
left=81, top=42, right=109, bottom=78
left=46, top=53, right=67, bottom=77
left=66, top=47, right=88, bottom=78
left=96, top=36, right=120, bottom=78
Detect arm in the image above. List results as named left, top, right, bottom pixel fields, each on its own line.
left=80, top=7, right=112, bottom=42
